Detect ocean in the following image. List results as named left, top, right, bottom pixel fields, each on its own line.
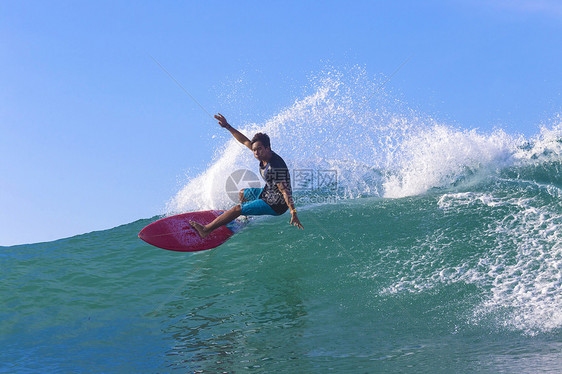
left=2, top=69, right=562, bottom=372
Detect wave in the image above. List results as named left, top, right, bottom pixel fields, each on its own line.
left=157, top=68, right=562, bottom=337
left=160, top=67, right=562, bottom=336
left=166, top=67, right=562, bottom=215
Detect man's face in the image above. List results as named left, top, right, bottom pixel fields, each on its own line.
left=252, top=141, right=270, bottom=161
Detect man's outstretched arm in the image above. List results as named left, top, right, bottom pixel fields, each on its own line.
left=215, top=113, right=252, bottom=150
left=278, top=181, right=304, bottom=229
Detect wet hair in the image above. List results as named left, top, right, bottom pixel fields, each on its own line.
left=251, top=132, right=271, bottom=149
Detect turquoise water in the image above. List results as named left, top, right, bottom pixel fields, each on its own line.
left=3, top=168, right=562, bottom=372
left=2, top=71, right=562, bottom=372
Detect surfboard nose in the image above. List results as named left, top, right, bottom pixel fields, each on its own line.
left=138, top=229, right=146, bottom=241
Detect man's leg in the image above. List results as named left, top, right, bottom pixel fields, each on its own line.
left=240, top=187, right=263, bottom=204
left=190, top=204, right=241, bottom=239
left=239, top=189, right=247, bottom=203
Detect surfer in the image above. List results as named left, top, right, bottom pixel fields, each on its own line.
left=190, top=113, right=304, bottom=238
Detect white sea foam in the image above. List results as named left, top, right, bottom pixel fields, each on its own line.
left=383, top=126, right=519, bottom=198
left=472, top=193, right=562, bottom=335
left=513, top=118, right=562, bottom=164
left=383, top=189, right=562, bottom=335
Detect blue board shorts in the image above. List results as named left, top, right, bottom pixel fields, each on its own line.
left=241, top=188, right=280, bottom=216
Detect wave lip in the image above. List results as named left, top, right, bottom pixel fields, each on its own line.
left=382, top=125, right=519, bottom=198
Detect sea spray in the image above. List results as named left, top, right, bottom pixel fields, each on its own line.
left=165, top=67, right=424, bottom=213
left=166, top=67, right=536, bottom=213
left=382, top=125, right=520, bottom=198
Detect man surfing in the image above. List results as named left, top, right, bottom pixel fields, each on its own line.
left=190, top=113, right=304, bottom=238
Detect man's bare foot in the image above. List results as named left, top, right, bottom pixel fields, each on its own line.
left=189, top=220, right=210, bottom=239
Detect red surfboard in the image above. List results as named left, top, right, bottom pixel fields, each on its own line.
left=138, top=210, right=246, bottom=252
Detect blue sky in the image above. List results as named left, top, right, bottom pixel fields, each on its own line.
left=1, top=0, right=561, bottom=245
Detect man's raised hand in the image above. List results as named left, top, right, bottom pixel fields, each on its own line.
left=214, top=113, right=230, bottom=128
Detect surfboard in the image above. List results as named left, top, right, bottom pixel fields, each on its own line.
left=138, top=210, right=247, bottom=252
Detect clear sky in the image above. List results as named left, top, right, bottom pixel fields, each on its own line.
left=1, top=0, right=561, bottom=245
